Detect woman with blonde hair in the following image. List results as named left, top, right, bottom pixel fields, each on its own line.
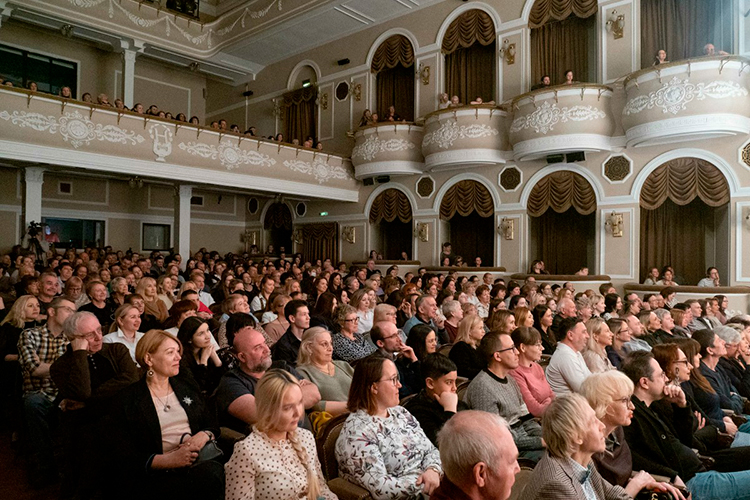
left=449, top=314, right=486, bottom=379
left=156, top=275, right=176, bottom=311
left=297, top=326, right=353, bottom=417
left=514, top=306, right=535, bottom=329
left=225, top=369, right=336, bottom=500
left=583, top=317, right=614, bottom=373
left=0, top=295, right=41, bottom=363
left=487, top=309, right=516, bottom=334
left=103, top=303, right=144, bottom=363
left=350, top=289, right=373, bottom=334
left=136, top=277, right=168, bottom=323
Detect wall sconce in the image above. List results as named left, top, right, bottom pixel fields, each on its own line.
left=605, top=211, right=624, bottom=237
left=272, top=98, right=282, bottom=118
left=319, top=93, right=328, bottom=110
left=292, top=229, right=303, bottom=244
left=342, top=226, right=356, bottom=244
left=415, top=222, right=429, bottom=242
left=348, top=81, right=362, bottom=102
left=605, top=10, right=625, bottom=39
left=499, top=39, right=516, bottom=65
left=128, top=176, right=144, bottom=189
left=241, top=230, right=257, bottom=252
left=417, top=63, right=430, bottom=85
left=499, top=218, right=515, bottom=240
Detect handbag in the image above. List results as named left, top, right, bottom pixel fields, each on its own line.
left=181, top=433, right=224, bottom=466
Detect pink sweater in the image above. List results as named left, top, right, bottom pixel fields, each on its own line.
left=509, top=362, right=555, bottom=417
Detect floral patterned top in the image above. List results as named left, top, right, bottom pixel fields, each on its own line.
left=335, top=407, right=442, bottom=500
left=332, top=331, right=376, bottom=363
left=225, top=427, right=337, bottom=500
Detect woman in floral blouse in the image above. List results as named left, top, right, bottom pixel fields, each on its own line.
left=224, top=369, right=336, bottom=500
left=335, top=356, right=442, bottom=500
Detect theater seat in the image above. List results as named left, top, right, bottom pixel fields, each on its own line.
left=438, top=343, right=454, bottom=356
left=316, top=413, right=374, bottom=500
left=508, top=465, right=535, bottom=500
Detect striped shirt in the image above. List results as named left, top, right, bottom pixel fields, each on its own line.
left=17, top=324, right=69, bottom=400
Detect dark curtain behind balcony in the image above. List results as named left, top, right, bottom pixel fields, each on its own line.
left=530, top=14, right=595, bottom=86
left=282, top=86, right=317, bottom=143
left=641, top=0, right=734, bottom=67
left=376, top=65, right=415, bottom=121
left=443, top=9, right=496, bottom=104
left=301, top=223, right=338, bottom=264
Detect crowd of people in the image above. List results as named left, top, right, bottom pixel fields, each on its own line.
left=2, top=237, right=750, bottom=500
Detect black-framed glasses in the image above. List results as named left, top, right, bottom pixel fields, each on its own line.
left=377, top=375, right=400, bottom=386
left=497, top=345, right=518, bottom=354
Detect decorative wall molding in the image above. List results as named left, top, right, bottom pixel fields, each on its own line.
left=282, top=158, right=351, bottom=184
left=422, top=121, right=499, bottom=149
left=624, top=77, right=748, bottom=116
left=179, top=138, right=276, bottom=170
left=510, top=101, right=607, bottom=134
left=351, top=135, right=416, bottom=161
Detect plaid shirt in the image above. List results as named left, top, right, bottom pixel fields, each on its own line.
left=17, top=324, right=69, bottom=400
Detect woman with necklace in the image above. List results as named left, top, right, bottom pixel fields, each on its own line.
left=110, top=329, right=223, bottom=500
left=224, top=369, right=336, bottom=500
left=103, top=304, right=144, bottom=364
left=296, top=326, right=353, bottom=417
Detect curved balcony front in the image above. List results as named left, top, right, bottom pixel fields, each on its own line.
left=622, top=56, right=750, bottom=147
left=509, top=84, right=615, bottom=161
left=351, top=123, right=424, bottom=179
left=421, top=106, right=508, bottom=170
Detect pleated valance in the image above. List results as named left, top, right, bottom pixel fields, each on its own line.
left=441, top=10, right=496, bottom=55
left=301, top=222, right=339, bottom=264
left=439, top=180, right=494, bottom=219
left=371, top=35, right=415, bottom=73
left=528, top=171, right=596, bottom=217
left=301, top=222, right=338, bottom=240
left=640, top=158, right=730, bottom=210
left=369, top=189, right=413, bottom=224
left=529, top=0, right=598, bottom=29
left=281, top=86, right=317, bottom=108
left=264, top=202, right=292, bottom=230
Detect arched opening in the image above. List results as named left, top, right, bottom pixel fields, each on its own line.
left=439, top=180, right=495, bottom=266
left=640, top=0, right=734, bottom=67
left=369, top=188, right=413, bottom=260
left=528, top=171, right=596, bottom=274
left=529, top=0, right=597, bottom=87
left=281, top=65, right=317, bottom=144
left=639, top=158, right=730, bottom=285
left=372, top=35, right=415, bottom=122
left=263, top=202, right=293, bottom=254
left=442, top=9, right=496, bottom=105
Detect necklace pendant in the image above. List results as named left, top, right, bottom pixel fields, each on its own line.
left=164, top=404, right=171, bottom=412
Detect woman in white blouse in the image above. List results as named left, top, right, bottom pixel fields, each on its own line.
left=103, top=304, right=144, bottom=364
left=335, top=356, right=442, bottom=500
left=224, top=369, right=336, bottom=500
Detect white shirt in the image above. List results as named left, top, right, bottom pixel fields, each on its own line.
left=546, top=342, right=591, bottom=396
left=102, top=328, right=145, bottom=364
left=198, top=290, right=215, bottom=308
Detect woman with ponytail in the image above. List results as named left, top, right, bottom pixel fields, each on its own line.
left=224, top=368, right=337, bottom=500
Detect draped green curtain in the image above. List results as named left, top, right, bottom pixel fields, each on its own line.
left=282, top=87, right=317, bottom=143
left=371, top=35, right=415, bottom=72
left=639, top=158, right=730, bottom=210
left=369, top=188, right=413, bottom=224
left=376, top=64, right=415, bottom=121
left=527, top=171, right=597, bottom=217
left=528, top=0, right=598, bottom=28
left=301, top=223, right=339, bottom=264
left=530, top=14, right=594, bottom=86
left=640, top=0, right=734, bottom=67
left=439, top=180, right=494, bottom=219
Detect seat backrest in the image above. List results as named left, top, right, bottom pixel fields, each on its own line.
left=456, top=379, right=471, bottom=402
left=508, top=467, right=535, bottom=500
left=316, top=412, right=350, bottom=481
left=438, top=343, right=454, bottom=356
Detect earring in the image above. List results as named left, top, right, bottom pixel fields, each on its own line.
left=147, top=369, right=154, bottom=377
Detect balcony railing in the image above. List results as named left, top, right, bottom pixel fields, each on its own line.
left=622, top=55, right=750, bottom=147
left=508, top=84, right=615, bottom=161
left=421, top=105, right=508, bottom=170
left=0, top=87, right=358, bottom=201
left=351, top=123, right=424, bottom=179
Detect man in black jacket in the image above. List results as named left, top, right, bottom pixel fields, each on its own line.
left=403, top=353, right=467, bottom=445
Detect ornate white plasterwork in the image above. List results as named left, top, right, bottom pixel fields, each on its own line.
left=149, top=124, right=173, bottom=162
left=352, top=135, right=416, bottom=162
left=65, top=0, right=282, bottom=49
left=623, top=77, right=748, bottom=116
left=509, top=101, right=606, bottom=134
left=283, top=158, right=351, bottom=184
left=0, top=109, right=144, bottom=148
left=179, top=139, right=276, bottom=170
left=422, top=121, right=499, bottom=149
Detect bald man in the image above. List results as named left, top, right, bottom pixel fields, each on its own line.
left=433, top=411, right=520, bottom=500
left=551, top=297, right=576, bottom=344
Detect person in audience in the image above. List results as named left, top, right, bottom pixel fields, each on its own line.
left=60, top=86, right=72, bottom=98
left=177, top=317, right=223, bottom=394
left=214, top=321, right=319, bottom=433
left=216, top=294, right=254, bottom=348
left=359, top=109, right=373, bottom=127
left=620, top=350, right=750, bottom=499
left=108, top=276, right=129, bottom=308
left=582, top=317, right=614, bottom=373
left=81, top=92, right=92, bottom=103
left=64, top=276, right=88, bottom=309
left=335, top=355, right=442, bottom=499
left=545, top=317, right=592, bottom=395
left=449, top=314, right=486, bottom=379
left=509, top=326, right=554, bottom=417
left=563, top=69, right=574, bottom=85
left=531, top=75, right=551, bottom=90
left=18, top=297, right=76, bottom=482
left=643, top=267, right=660, bottom=285
left=487, top=309, right=516, bottom=335
left=520, top=393, right=633, bottom=500
left=371, top=321, right=422, bottom=398
left=350, top=289, right=373, bottom=334
left=296, top=326, right=353, bottom=417
left=50, top=311, right=139, bottom=498
left=465, top=332, right=545, bottom=462
left=162, top=299, right=198, bottom=335
left=402, top=294, right=447, bottom=343
left=580, top=371, right=685, bottom=499
left=109, top=329, right=224, bottom=500
left=0, top=294, right=40, bottom=364
left=654, top=49, right=669, bottom=65
left=80, top=280, right=114, bottom=331
left=406, top=323, right=438, bottom=361
left=442, top=299, right=463, bottom=342
left=606, top=318, right=630, bottom=368
left=533, top=304, right=555, bottom=355
left=224, top=368, right=336, bottom=500
left=263, top=294, right=291, bottom=345
left=699, top=267, right=721, bottom=287
left=37, top=272, right=60, bottom=315
left=704, top=43, right=729, bottom=56
left=550, top=297, right=576, bottom=342
left=717, top=324, right=750, bottom=398
left=448, top=95, right=462, bottom=107
left=103, top=304, right=144, bottom=364
left=271, top=299, right=309, bottom=367
left=437, top=93, right=450, bottom=109
left=332, top=303, right=376, bottom=362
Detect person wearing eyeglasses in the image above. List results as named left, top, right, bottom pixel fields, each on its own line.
left=464, top=332, right=545, bottom=463
left=509, top=326, right=555, bottom=417
left=370, top=321, right=422, bottom=399
left=336, top=355, right=442, bottom=499
left=332, top=304, right=376, bottom=363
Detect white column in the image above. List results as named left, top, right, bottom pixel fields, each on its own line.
left=174, top=184, right=193, bottom=268
left=23, top=167, right=44, bottom=229
left=122, top=49, right=137, bottom=109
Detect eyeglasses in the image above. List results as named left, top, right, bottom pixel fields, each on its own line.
left=377, top=375, right=400, bottom=386
left=674, top=359, right=690, bottom=366
left=496, top=345, right=518, bottom=354
left=614, top=397, right=634, bottom=407
left=344, top=317, right=359, bottom=323
left=316, top=341, right=333, bottom=349
left=381, top=332, right=401, bottom=341
left=78, top=327, right=102, bottom=341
